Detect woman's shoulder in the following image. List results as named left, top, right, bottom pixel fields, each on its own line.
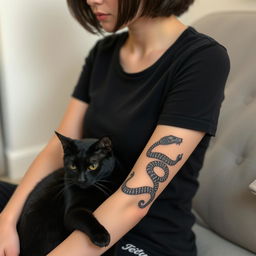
left=181, top=26, right=228, bottom=54
left=172, top=26, right=230, bottom=69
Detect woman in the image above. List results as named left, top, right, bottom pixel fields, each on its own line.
left=0, top=0, right=230, bottom=255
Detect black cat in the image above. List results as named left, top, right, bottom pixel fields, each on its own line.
left=17, top=132, right=125, bottom=256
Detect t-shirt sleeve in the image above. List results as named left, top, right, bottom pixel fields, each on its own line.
left=71, top=41, right=99, bottom=103
left=158, top=43, right=230, bottom=137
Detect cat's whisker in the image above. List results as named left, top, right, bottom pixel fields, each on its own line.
left=54, top=188, right=65, bottom=200
left=50, top=183, right=65, bottom=195
left=54, top=185, right=68, bottom=200
left=96, top=181, right=112, bottom=193
left=64, top=182, right=75, bottom=189
left=95, top=182, right=112, bottom=195
left=93, top=183, right=109, bottom=196
left=54, top=182, right=74, bottom=200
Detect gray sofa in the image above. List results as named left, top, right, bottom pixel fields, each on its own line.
left=191, top=11, right=256, bottom=255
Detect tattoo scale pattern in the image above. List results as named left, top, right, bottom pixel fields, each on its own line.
left=121, top=135, right=183, bottom=208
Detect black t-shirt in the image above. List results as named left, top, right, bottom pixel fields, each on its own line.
left=72, top=26, right=230, bottom=256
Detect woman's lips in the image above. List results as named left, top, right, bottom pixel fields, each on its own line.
left=95, top=12, right=110, bottom=21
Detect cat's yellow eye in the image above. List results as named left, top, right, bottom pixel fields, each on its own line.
left=69, top=164, right=77, bottom=170
left=88, top=163, right=98, bottom=171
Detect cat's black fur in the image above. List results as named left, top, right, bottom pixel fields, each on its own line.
left=17, top=132, right=126, bottom=256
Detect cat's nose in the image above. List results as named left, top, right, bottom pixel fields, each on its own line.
left=78, top=173, right=87, bottom=183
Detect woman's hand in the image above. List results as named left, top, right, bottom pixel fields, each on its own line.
left=0, top=214, right=20, bottom=256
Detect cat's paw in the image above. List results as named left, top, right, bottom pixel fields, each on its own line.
left=91, top=231, right=110, bottom=247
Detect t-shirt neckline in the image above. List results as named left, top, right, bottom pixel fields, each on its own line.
left=115, top=26, right=194, bottom=78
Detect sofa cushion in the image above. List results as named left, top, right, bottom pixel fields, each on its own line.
left=193, top=224, right=255, bottom=256
left=192, top=11, right=256, bottom=253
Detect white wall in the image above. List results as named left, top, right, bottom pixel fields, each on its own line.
left=0, top=0, right=255, bottom=179
left=0, top=0, right=99, bottom=179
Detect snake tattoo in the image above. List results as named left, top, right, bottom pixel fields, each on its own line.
left=121, top=135, right=183, bottom=208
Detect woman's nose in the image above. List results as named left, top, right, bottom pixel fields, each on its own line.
left=87, top=0, right=104, bottom=6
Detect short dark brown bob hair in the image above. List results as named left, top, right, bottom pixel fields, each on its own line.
left=67, top=0, right=195, bottom=35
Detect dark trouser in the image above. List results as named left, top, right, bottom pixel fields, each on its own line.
left=0, top=181, right=151, bottom=255
left=0, top=181, right=17, bottom=212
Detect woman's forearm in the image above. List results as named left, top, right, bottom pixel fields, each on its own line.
left=47, top=189, right=147, bottom=256
left=93, top=189, right=147, bottom=248
left=0, top=137, right=63, bottom=225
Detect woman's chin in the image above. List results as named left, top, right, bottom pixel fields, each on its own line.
left=102, top=26, right=116, bottom=33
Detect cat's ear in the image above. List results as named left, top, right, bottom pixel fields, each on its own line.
left=55, top=131, right=76, bottom=154
left=96, top=136, right=112, bottom=153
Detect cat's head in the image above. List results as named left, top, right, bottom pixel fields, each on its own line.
left=55, top=131, right=115, bottom=189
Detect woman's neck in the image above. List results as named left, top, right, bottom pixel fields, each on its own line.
left=125, top=16, right=188, bottom=57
